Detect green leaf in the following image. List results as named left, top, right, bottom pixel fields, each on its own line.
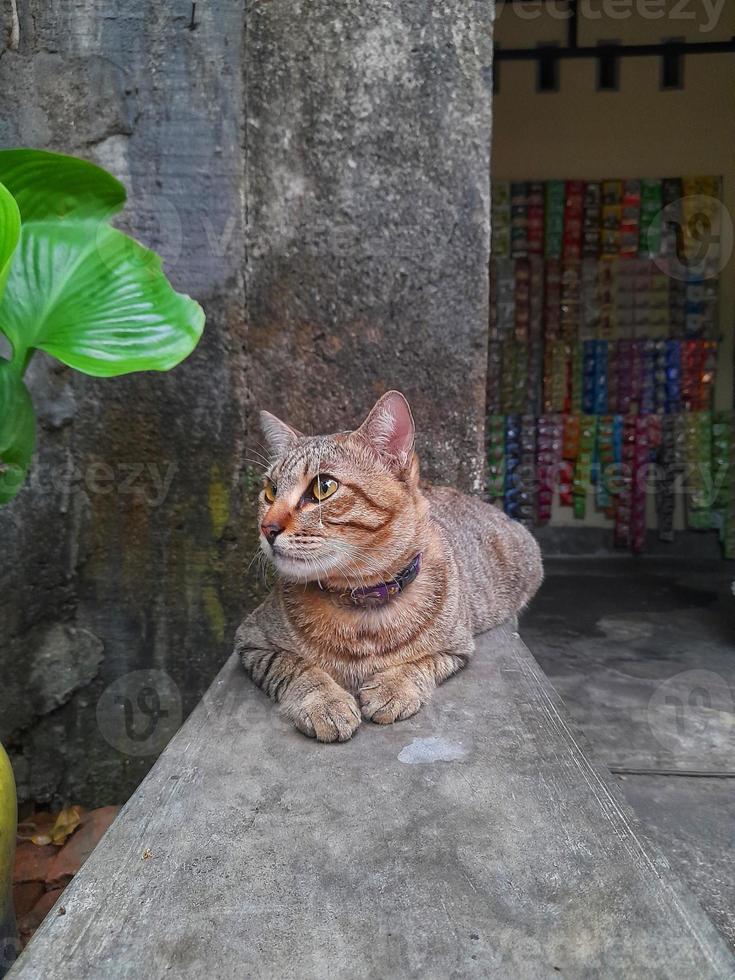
left=0, top=148, right=126, bottom=223
left=0, top=180, right=21, bottom=301
left=0, top=220, right=204, bottom=376
left=0, top=359, right=35, bottom=504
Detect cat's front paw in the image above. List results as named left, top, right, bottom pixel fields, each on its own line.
left=359, top=670, right=423, bottom=725
left=288, top=687, right=361, bottom=743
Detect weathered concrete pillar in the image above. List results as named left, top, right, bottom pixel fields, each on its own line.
left=245, top=0, right=494, bottom=492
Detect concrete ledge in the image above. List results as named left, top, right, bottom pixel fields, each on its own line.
left=9, top=623, right=734, bottom=978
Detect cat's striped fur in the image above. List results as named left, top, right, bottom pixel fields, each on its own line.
left=235, top=391, right=543, bottom=742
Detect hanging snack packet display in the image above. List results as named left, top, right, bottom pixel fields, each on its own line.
left=485, top=175, right=726, bottom=556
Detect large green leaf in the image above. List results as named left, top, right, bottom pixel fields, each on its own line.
left=0, top=181, right=20, bottom=301
left=0, top=220, right=204, bottom=376
left=0, top=148, right=126, bottom=222
left=0, top=359, right=35, bottom=504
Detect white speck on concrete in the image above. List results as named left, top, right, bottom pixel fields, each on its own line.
left=398, top=736, right=469, bottom=764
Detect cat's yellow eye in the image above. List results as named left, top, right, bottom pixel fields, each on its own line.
left=311, top=475, right=339, bottom=502
left=263, top=479, right=277, bottom=504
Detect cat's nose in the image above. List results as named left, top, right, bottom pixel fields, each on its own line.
left=261, top=521, right=284, bottom=545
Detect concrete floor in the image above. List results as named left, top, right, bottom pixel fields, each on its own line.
left=522, top=556, right=735, bottom=950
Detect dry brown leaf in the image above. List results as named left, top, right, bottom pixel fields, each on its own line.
left=20, top=806, right=84, bottom=847
left=49, top=805, right=83, bottom=846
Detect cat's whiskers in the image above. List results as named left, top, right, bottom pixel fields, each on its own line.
left=243, top=457, right=269, bottom=472
left=245, top=444, right=274, bottom=466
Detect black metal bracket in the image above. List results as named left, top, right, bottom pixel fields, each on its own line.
left=494, top=0, right=735, bottom=91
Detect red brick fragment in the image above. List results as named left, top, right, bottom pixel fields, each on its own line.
left=12, top=842, right=58, bottom=885
left=45, top=806, right=120, bottom=888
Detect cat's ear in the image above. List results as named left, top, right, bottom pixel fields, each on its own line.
left=355, top=391, right=415, bottom=470
left=259, top=410, right=302, bottom=456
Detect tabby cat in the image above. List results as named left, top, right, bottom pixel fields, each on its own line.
left=235, top=391, right=543, bottom=742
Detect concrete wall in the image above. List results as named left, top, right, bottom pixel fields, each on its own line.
left=0, top=1, right=493, bottom=806
left=493, top=2, right=735, bottom=530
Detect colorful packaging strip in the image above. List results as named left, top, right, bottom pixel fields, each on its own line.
left=665, top=339, right=681, bottom=413
left=652, top=339, right=667, bottom=414
left=561, top=260, right=582, bottom=344
left=582, top=340, right=608, bottom=415
left=537, top=414, right=563, bottom=523
left=504, top=414, right=522, bottom=519
left=516, top=415, right=537, bottom=526
left=602, top=180, right=622, bottom=256
left=683, top=411, right=712, bottom=531
left=511, top=182, right=530, bottom=259
left=563, top=180, right=584, bottom=261
left=721, top=414, right=735, bottom=559
left=486, top=414, right=505, bottom=505
left=639, top=178, right=662, bottom=256
left=583, top=182, right=601, bottom=259
left=615, top=415, right=637, bottom=548
left=570, top=341, right=583, bottom=414
left=500, top=339, right=528, bottom=415
left=573, top=415, right=596, bottom=520
left=681, top=340, right=715, bottom=412
left=494, top=258, right=516, bottom=336
left=528, top=182, right=545, bottom=255
left=544, top=258, right=562, bottom=340
left=514, top=258, right=531, bottom=342
left=596, top=415, right=615, bottom=511
left=616, top=340, right=634, bottom=415
left=640, top=340, right=656, bottom=415
left=631, top=416, right=649, bottom=552
left=545, top=339, right=569, bottom=414
left=656, top=414, right=681, bottom=542
left=492, top=181, right=511, bottom=259
left=620, top=179, right=641, bottom=259
left=711, top=412, right=732, bottom=552
left=545, top=181, right=565, bottom=260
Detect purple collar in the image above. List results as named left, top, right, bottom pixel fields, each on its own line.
left=320, top=553, right=422, bottom=609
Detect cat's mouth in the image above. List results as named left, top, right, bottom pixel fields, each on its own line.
left=269, top=544, right=325, bottom=582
